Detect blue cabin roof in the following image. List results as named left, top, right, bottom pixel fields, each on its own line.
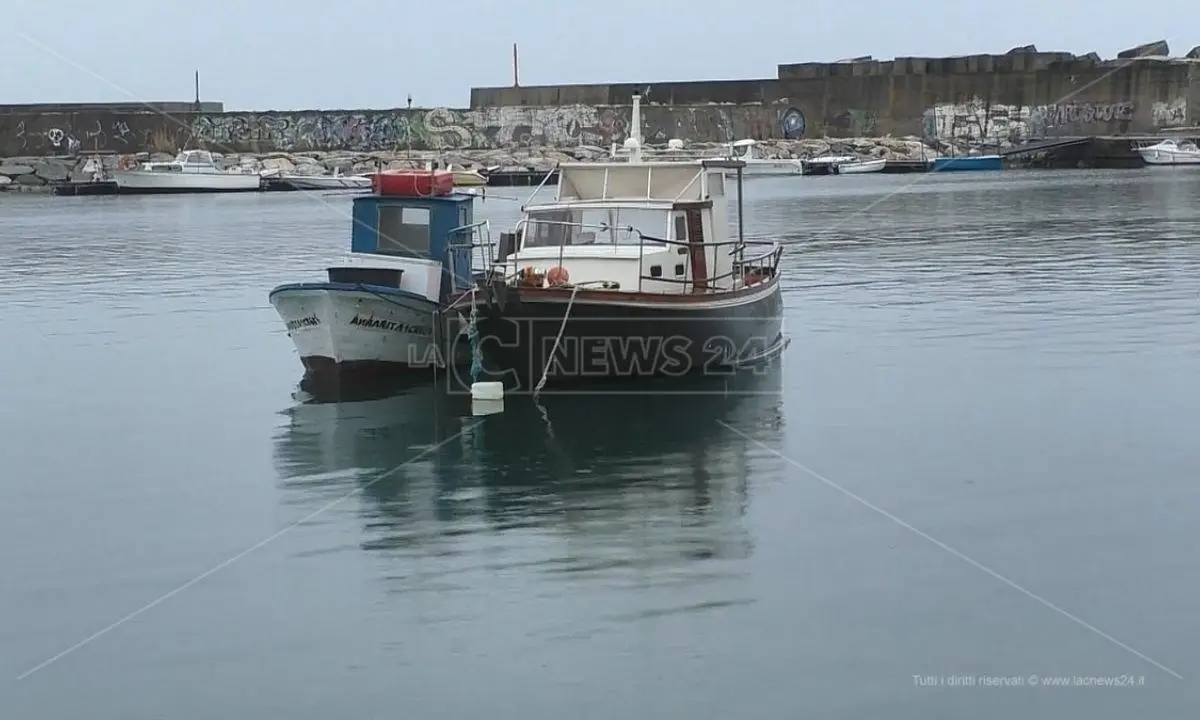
left=350, top=191, right=475, bottom=300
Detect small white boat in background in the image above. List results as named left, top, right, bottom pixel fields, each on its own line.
left=114, top=149, right=267, bottom=193
left=422, top=160, right=488, bottom=187
left=801, top=153, right=858, bottom=175
left=277, top=168, right=373, bottom=191
left=1138, top=138, right=1200, bottom=166
left=833, top=157, right=886, bottom=174
left=723, top=139, right=804, bottom=176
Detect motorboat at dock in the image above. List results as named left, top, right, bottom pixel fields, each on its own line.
left=113, top=150, right=272, bottom=193
left=1137, top=138, right=1200, bottom=166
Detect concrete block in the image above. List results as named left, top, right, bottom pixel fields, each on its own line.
left=1118, top=40, right=1169, bottom=59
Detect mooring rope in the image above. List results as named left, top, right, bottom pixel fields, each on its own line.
left=531, top=283, right=582, bottom=399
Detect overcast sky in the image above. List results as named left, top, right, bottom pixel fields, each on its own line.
left=4, top=0, right=1194, bottom=110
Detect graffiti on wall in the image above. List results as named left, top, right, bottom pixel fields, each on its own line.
left=1151, top=99, right=1188, bottom=128
left=0, top=102, right=795, bottom=157
left=826, top=109, right=877, bottom=137
left=922, top=100, right=1151, bottom=144
left=0, top=106, right=641, bottom=156
left=780, top=107, right=805, bottom=139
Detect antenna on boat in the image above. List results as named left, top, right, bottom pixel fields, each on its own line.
left=625, top=92, right=643, bottom=163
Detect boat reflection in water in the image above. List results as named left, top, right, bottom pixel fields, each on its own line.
left=272, top=365, right=786, bottom=590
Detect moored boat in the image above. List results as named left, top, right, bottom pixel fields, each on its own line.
left=801, top=153, right=859, bottom=175
left=276, top=167, right=373, bottom=190
left=113, top=150, right=268, bottom=193
left=268, top=171, right=488, bottom=384
left=1137, top=138, right=1200, bottom=166
left=448, top=92, right=786, bottom=392
left=722, top=139, right=804, bottom=176
left=931, top=154, right=1003, bottom=172
left=831, top=157, right=886, bottom=174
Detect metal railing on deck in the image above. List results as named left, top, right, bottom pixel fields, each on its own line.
left=445, top=220, right=496, bottom=294
left=496, top=218, right=783, bottom=294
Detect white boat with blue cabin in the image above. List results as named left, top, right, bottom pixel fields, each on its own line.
left=268, top=171, right=486, bottom=383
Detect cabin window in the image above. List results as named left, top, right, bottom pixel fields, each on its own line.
left=673, top=213, right=688, bottom=242
left=377, top=205, right=431, bottom=256
left=523, top=207, right=669, bottom=247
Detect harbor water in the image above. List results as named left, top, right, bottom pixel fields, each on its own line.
left=1, top=169, right=1198, bottom=717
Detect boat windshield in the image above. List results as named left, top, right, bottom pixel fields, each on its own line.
left=522, top=207, right=669, bottom=248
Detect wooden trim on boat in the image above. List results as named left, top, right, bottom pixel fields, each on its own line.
left=454, top=272, right=779, bottom=309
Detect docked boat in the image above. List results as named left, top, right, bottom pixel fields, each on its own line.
left=1137, top=138, right=1200, bottom=166
left=448, top=92, right=786, bottom=391
left=801, top=153, right=860, bottom=175
left=723, top=139, right=804, bottom=176
left=831, top=157, right=886, bottom=174
left=931, top=154, right=1003, bottom=172
left=268, top=170, right=487, bottom=382
left=113, top=150, right=268, bottom=193
left=276, top=167, right=373, bottom=191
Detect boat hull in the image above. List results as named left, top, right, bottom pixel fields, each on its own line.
left=835, top=158, right=886, bottom=174
left=931, top=155, right=1003, bottom=172
left=269, top=283, right=458, bottom=379
left=1138, top=149, right=1200, bottom=165
left=739, top=160, right=804, bottom=177
left=276, top=175, right=373, bottom=190
left=463, top=280, right=785, bottom=391
left=113, top=170, right=263, bottom=193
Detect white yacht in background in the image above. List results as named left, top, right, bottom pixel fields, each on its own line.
left=723, top=139, right=804, bottom=176
left=1137, top=138, right=1200, bottom=166
left=114, top=150, right=268, bottom=193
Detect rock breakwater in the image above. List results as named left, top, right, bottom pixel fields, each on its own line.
left=0, top=136, right=941, bottom=192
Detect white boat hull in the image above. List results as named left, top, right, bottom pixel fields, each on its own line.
left=1138, top=148, right=1200, bottom=165
left=279, top=174, right=373, bottom=190
left=114, top=170, right=263, bottom=193
left=270, top=285, right=447, bottom=376
left=835, top=158, right=886, bottom=174
left=737, top=159, right=805, bottom=176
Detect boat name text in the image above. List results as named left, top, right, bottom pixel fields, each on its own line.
left=285, top=315, right=321, bottom=331
left=349, top=314, right=432, bottom=336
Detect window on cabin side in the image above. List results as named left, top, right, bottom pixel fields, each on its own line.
left=377, top=206, right=432, bottom=256
left=523, top=208, right=669, bottom=247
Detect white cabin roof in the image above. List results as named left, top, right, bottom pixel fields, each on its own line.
left=555, top=160, right=740, bottom=204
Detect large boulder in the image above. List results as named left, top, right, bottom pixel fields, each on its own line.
left=0, top=163, right=35, bottom=177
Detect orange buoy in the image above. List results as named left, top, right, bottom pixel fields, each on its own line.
left=546, top=266, right=570, bottom=286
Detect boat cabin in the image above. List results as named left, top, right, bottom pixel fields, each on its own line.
left=504, top=159, right=749, bottom=294
left=336, top=189, right=479, bottom=304
left=140, top=150, right=225, bottom=173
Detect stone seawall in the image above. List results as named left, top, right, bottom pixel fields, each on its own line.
left=2, top=43, right=1197, bottom=159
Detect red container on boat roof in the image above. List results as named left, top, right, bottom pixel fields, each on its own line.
left=371, top=170, right=454, bottom=197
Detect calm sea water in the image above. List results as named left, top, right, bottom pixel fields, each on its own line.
left=1, top=170, right=1198, bottom=718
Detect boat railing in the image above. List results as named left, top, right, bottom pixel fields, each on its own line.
left=633, top=233, right=784, bottom=292
left=505, top=217, right=783, bottom=293
left=445, top=219, right=496, bottom=293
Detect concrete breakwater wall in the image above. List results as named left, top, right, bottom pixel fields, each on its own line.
left=0, top=105, right=774, bottom=158
left=2, top=44, right=1198, bottom=158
